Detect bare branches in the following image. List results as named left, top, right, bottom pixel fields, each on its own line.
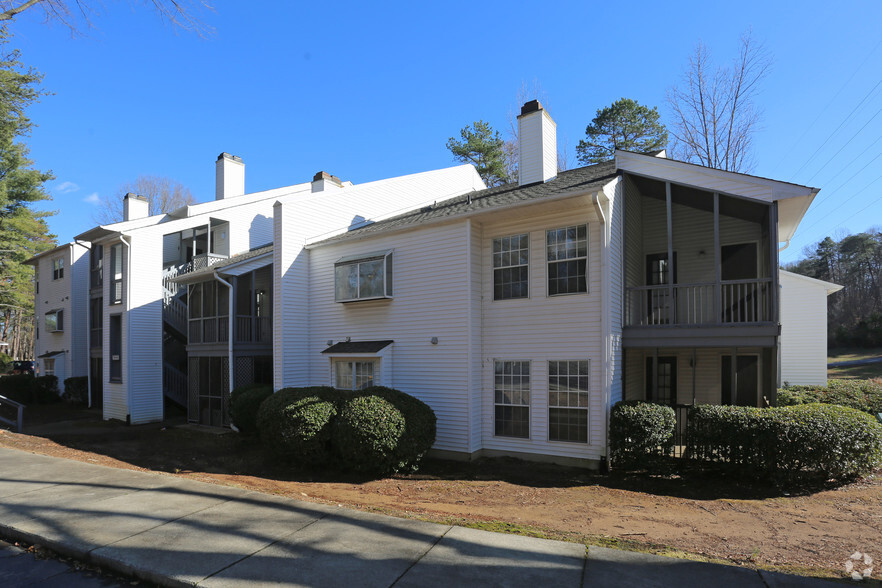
left=667, top=31, right=771, bottom=172
left=92, top=175, right=196, bottom=224
left=0, top=0, right=214, bottom=36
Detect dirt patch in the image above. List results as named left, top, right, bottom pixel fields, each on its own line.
left=2, top=405, right=880, bottom=583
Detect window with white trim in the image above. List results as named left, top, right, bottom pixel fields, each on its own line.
left=333, top=360, right=377, bottom=390
left=494, top=360, right=530, bottom=438
left=546, top=225, right=587, bottom=295
left=492, top=234, right=529, bottom=300
left=334, top=250, right=393, bottom=302
left=548, top=360, right=589, bottom=443
left=45, top=309, right=63, bottom=333
left=43, top=358, right=55, bottom=376
left=110, top=244, right=123, bottom=304
left=52, top=257, right=64, bottom=280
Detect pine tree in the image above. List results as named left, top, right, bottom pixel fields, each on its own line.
left=446, top=121, right=510, bottom=187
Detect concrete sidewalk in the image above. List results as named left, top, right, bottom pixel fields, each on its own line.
left=0, top=447, right=838, bottom=587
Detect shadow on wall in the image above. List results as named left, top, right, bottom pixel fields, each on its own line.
left=249, top=215, right=272, bottom=249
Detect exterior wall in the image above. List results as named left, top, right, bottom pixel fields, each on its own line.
left=103, top=240, right=128, bottom=421
left=479, top=203, right=604, bottom=461
left=274, top=164, right=484, bottom=390
left=307, top=221, right=473, bottom=453
left=779, top=272, right=831, bottom=386
left=33, top=244, right=88, bottom=387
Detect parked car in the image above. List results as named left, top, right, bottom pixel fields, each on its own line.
left=11, top=361, right=34, bottom=375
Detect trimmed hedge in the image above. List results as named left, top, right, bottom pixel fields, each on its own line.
left=609, top=401, right=676, bottom=470
left=0, top=374, right=59, bottom=404
left=256, top=386, right=339, bottom=465
left=778, top=379, right=882, bottom=415
left=333, top=386, right=436, bottom=475
left=229, top=384, right=273, bottom=435
left=63, top=376, right=89, bottom=405
left=687, top=403, right=882, bottom=484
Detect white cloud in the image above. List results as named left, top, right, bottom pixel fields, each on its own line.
left=83, top=192, right=100, bottom=204
left=56, top=181, right=80, bottom=194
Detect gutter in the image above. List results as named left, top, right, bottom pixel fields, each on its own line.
left=119, top=235, right=132, bottom=420
left=212, top=271, right=235, bottom=396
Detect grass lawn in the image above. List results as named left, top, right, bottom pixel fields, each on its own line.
left=827, top=347, right=882, bottom=379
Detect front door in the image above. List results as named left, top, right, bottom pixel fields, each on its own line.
left=645, top=356, right=677, bottom=405
left=721, top=243, right=759, bottom=322
left=89, top=357, right=103, bottom=408
left=721, top=355, right=759, bottom=407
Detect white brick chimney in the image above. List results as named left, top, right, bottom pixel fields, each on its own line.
left=311, top=171, right=344, bottom=193
left=123, top=193, right=149, bottom=221
left=215, top=152, right=245, bottom=200
left=517, top=100, right=557, bottom=185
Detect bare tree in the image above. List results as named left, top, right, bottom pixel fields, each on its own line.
left=92, top=175, right=196, bottom=224
left=666, top=31, right=771, bottom=172
left=0, top=0, right=213, bottom=35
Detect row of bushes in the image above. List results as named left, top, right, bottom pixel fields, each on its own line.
left=229, top=384, right=437, bottom=475
left=0, top=374, right=60, bottom=404
left=609, top=400, right=882, bottom=485
left=778, top=378, right=882, bottom=415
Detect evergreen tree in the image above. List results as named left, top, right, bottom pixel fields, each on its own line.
left=446, top=121, right=510, bottom=187
left=576, top=98, right=668, bottom=165
left=0, top=30, right=56, bottom=359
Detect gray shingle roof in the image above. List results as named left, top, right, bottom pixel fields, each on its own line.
left=308, top=161, right=617, bottom=247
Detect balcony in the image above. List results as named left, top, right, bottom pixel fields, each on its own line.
left=235, top=315, right=272, bottom=344
left=625, top=278, right=773, bottom=327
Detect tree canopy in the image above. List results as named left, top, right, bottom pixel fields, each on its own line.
left=0, top=32, right=56, bottom=360
left=785, top=230, right=882, bottom=348
left=92, top=175, right=196, bottom=224
left=0, top=0, right=213, bottom=35
left=666, top=31, right=770, bottom=172
left=576, top=98, right=668, bottom=165
left=446, top=120, right=510, bottom=187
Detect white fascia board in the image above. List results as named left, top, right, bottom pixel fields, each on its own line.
left=779, top=269, right=844, bottom=294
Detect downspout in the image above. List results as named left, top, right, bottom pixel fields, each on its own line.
left=119, top=235, right=132, bottom=422
left=73, top=240, right=91, bottom=408
left=592, top=192, right=610, bottom=466
left=778, top=239, right=790, bottom=253
left=213, top=271, right=234, bottom=396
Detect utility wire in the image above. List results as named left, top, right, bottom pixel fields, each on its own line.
left=806, top=106, right=882, bottom=184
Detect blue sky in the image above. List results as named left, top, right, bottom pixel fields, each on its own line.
left=7, top=1, right=882, bottom=265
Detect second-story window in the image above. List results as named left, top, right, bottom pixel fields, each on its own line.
left=334, top=250, right=393, bottom=302
left=547, top=225, right=588, bottom=296
left=493, top=234, right=529, bottom=300
left=52, top=257, right=64, bottom=280
left=91, top=245, right=103, bottom=288
left=110, top=244, right=123, bottom=304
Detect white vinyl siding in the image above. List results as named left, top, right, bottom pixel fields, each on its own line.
left=779, top=272, right=834, bottom=386
left=481, top=204, right=605, bottom=461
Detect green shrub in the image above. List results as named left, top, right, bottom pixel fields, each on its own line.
left=778, top=379, right=882, bottom=415
left=0, top=374, right=36, bottom=403
left=256, top=386, right=339, bottom=465
left=687, top=403, right=882, bottom=485
left=229, top=384, right=273, bottom=435
left=63, top=376, right=89, bottom=405
left=333, top=386, right=436, bottom=475
left=33, top=375, right=60, bottom=403
left=609, top=401, right=676, bottom=470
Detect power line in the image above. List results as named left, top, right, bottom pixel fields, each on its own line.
left=771, top=38, right=882, bottom=175
left=789, top=78, right=882, bottom=180
left=806, top=106, right=882, bottom=183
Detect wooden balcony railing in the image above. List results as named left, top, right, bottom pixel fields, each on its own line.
left=626, top=278, right=773, bottom=327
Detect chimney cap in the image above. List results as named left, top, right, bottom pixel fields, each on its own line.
left=313, top=171, right=342, bottom=184
left=124, top=192, right=148, bottom=202
left=519, top=100, right=544, bottom=116
left=217, top=152, right=243, bottom=163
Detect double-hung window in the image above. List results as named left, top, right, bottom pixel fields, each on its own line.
left=45, top=309, right=64, bottom=333
left=52, top=258, right=64, bottom=280
left=109, top=314, right=122, bottom=382
left=110, top=244, right=123, bottom=304
left=334, top=250, right=393, bottom=302
left=492, top=234, right=529, bottom=300
left=334, top=360, right=377, bottom=390
left=43, top=358, right=55, bottom=376
left=546, top=225, right=587, bottom=295
left=548, top=360, right=589, bottom=443
left=494, top=360, right=530, bottom=438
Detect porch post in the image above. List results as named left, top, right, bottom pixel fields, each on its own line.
left=714, top=193, right=721, bottom=324
left=769, top=202, right=779, bottom=324
left=666, top=182, right=675, bottom=323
